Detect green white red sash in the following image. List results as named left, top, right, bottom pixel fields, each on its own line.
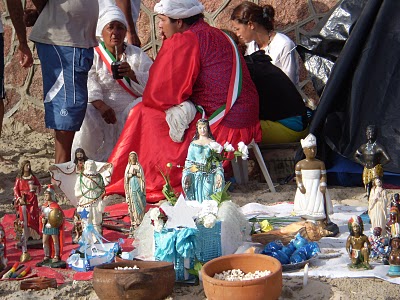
left=200, top=32, right=242, bottom=130
left=95, top=42, right=141, bottom=98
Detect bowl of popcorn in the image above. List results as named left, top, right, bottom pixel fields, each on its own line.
left=201, top=253, right=282, bottom=300
left=93, top=260, right=175, bottom=300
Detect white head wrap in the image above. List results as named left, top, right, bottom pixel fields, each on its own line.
left=154, top=0, right=204, bottom=19
left=300, top=133, right=317, bottom=148
left=96, top=5, right=128, bottom=37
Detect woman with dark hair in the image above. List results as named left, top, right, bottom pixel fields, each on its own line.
left=231, top=1, right=299, bottom=85
left=182, top=119, right=224, bottom=203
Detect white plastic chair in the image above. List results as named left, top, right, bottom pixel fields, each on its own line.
left=231, top=139, right=276, bottom=192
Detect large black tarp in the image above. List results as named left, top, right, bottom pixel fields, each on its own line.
left=300, top=0, right=400, bottom=174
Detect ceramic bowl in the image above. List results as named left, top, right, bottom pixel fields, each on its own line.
left=201, top=254, right=282, bottom=300
left=20, top=277, right=57, bottom=291
left=93, top=260, right=175, bottom=300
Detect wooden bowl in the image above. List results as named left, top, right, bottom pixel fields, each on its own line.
left=93, top=260, right=175, bottom=300
left=201, top=254, right=282, bottom=300
left=20, top=277, right=57, bottom=291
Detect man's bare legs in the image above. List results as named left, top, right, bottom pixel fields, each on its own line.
left=54, top=130, right=75, bottom=164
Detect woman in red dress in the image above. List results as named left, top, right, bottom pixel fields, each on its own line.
left=106, top=0, right=261, bottom=202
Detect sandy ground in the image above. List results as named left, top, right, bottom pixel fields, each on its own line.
left=1, top=118, right=400, bottom=299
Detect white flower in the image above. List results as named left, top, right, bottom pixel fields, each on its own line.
left=237, top=142, right=249, bottom=160
left=223, top=142, right=235, bottom=152
left=153, top=219, right=164, bottom=232
left=149, top=208, right=160, bottom=221
left=209, top=141, right=223, bottom=154
left=202, top=214, right=217, bottom=228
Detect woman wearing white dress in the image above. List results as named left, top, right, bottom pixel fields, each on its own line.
left=294, top=134, right=333, bottom=221
left=72, top=5, right=152, bottom=161
left=231, top=1, right=299, bottom=85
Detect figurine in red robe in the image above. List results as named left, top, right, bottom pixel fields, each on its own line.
left=13, top=160, right=41, bottom=241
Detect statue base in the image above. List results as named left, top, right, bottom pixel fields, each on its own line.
left=387, top=265, right=400, bottom=277
left=36, top=259, right=67, bottom=269
left=347, top=263, right=373, bottom=270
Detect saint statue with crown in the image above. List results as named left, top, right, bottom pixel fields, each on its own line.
left=293, top=133, right=334, bottom=223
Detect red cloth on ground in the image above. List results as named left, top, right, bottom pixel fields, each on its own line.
left=0, top=203, right=136, bottom=283
left=106, top=19, right=261, bottom=202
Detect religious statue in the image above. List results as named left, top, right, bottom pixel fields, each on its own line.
left=294, top=134, right=334, bottom=223
left=37, top=185, right=66, bottom=268
left=124, top=151, right=146, bottom=237
left=368, top=177, right=388, bottom=235
left=75, top=160, right=107, bottom=236
left=50, top=149, right=112, bottom=242
left=13, top=160, right=41, bottom=261
left=74, top=148, right=89, bottom=173
left=182, top=119, right=224, bottom=203
left=49, top=148, right=90, bottom=207
left=368, top=227, right=389, bottom=264
left=346, top=215, right=372, bottom=270
left=388, top=223, right=400, bottom=276
left=354, top=125, right=390, bottom=199
left=391, top=193, right=400, bottom=215
left=0, top=224, right=6, bottom=271
left=388, top=237, right=400, bottom=276
left=72, top=210, right=83, bottom=244
left=386, top=207, right=399, bottom=238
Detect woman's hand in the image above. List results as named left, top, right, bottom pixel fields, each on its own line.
left=118, top=62, right=138, bottom=83
left=92, top=100, right=117, bottom=124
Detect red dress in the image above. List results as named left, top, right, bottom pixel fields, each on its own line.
left=13, top=176, right=41, bottom=236
left=107, top=19, right=261, bottom=202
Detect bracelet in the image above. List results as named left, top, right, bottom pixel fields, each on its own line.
left=297, top=183, right=303, bottom=188
left=320, top=182, right=327, bottom=187
left=295, top=171, right=301, bottom=175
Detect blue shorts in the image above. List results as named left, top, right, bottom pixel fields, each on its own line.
left=36, top=43, right=94, bottom=131
left=0, top=34, right=5, bottom=100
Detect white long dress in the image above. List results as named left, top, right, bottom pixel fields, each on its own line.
left=72, top=44, right=152, bottom=162
left=368, top=186, right=388, bottom=234
left=293, top=169, right=333, bottom=221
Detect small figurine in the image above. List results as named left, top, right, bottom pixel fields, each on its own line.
left=37, top=185, right=66, bottom=268
left=294, top=134, right=334, bottom=222
left=391, top=193, right=400, bottom=215
left=75, top=160, right=107, bottom=236
left=182, top=119, right=224, bottom=203
left=388, top=223, right=400, bottom=277
left=49, top=148, right=112, bottom=207
left=346, top=215, right=372, bottom=270
left=13, top=160, right=42, bottom=261
left=368, top=227, right=389, bottom=264
left=74, top=148, right=89, bottom=173
left=386, top=207, right=399, bottom=238
left=354, top=125, right=390, bottom=199
left=124, top=151, right=146, bottom=237
left=72, top=210, right=83, bottom=244
left=0, top=224, right=6, bottom=271
left=368, top=177, right=388, bottom=235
